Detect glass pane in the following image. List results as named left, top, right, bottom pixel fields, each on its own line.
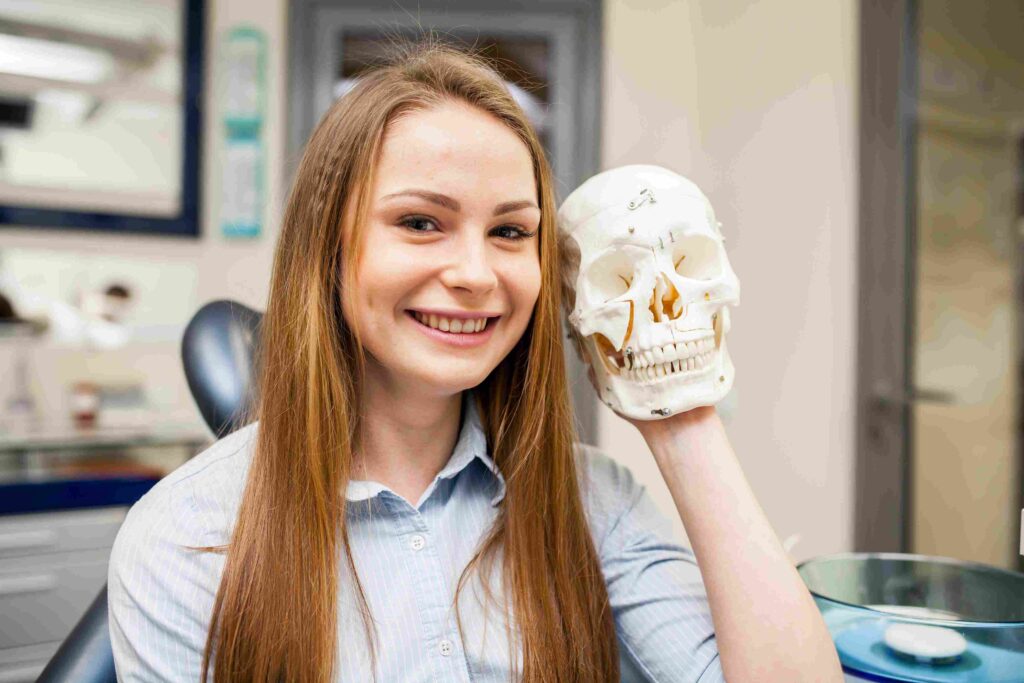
left=335, top=31, right=552, bottom=154
left=0, top=0, right=183, bottom=216
left=910, top=0, right=1024, bottom=569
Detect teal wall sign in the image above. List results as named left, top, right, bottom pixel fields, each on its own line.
left=220, top=26, right=266, bottom=239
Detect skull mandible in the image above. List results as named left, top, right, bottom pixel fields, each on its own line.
left=558, top=165, right=740, bottom=420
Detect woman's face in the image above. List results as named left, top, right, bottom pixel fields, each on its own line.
left=344, top=100, right=542, bottom=397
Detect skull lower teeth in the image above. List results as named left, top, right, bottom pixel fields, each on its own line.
left=624, top=351, right=715, bottom=381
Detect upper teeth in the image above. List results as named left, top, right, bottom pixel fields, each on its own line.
left=605, top=336, right=716, bottom=380
left=414, top=311, right=489, bottom=333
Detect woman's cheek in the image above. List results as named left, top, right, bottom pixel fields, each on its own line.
left=519, top=257, right=543, bottom=307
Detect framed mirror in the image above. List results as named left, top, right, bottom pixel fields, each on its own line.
left=0, top=0, right=203, bottom=237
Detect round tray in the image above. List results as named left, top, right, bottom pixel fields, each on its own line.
left=797, top=553, right=1024, bottom=682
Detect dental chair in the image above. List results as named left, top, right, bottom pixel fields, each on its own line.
left=35, top=300, right=262, bottom=683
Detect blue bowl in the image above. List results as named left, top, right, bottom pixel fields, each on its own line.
left=797, top=553, right=1024, bottom=683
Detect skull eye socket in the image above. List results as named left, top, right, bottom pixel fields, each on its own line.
left=672, top=235, right=722, bottom=281
left=582, top=250, right=636, bottom=303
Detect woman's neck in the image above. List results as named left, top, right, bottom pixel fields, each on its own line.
left=353, top=380, right=464, bottom=507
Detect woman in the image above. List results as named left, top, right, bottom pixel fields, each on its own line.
left=108, top=44, right=842, bottom=682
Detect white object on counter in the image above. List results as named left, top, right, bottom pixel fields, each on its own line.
left=883, top=622, right=968, bottom=663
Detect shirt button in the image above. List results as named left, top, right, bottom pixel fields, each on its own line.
left=439, top=639, right=453, bottom=656
left=409, top=534, right=426, bottom=551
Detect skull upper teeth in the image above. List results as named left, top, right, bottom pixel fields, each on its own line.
left=413, top=311, right=489, bottom=333
left=602, top=334, right=717, bottom=380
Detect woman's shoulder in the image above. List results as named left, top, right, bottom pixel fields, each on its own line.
left=106, top=425, right=258, bottom=676
left=114, top=422, right=258, bottom=552
left=573, top=441, right=645, bottom=505
left=573, top=442, right=653, bottom=542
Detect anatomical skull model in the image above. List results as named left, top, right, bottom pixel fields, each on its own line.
left=558, top=165, right=740, bottom=420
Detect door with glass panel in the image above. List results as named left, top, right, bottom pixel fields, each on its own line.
left=908, top=0, right=1024, bottom=570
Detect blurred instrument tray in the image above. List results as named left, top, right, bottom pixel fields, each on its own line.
left=0, top=418, right=211, bottom=515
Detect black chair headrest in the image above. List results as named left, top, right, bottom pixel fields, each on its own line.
left=181, top=299, right=262, bottom=437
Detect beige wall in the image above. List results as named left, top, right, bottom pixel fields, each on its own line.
left=599, top=0, right=858, bottom=561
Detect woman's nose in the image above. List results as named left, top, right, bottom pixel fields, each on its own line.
left=439, top=235, right=499, bottom=294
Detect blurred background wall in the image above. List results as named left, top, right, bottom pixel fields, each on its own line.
left=599, top=0, right=857, bottom=561
left=2, top=0, right=857, bottom=560
left=0, top=0, right=285, bottom=422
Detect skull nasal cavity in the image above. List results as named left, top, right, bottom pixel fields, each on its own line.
left=648, top=273, right=683, bottom=322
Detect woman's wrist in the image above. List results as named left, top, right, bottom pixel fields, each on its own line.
left=632, top=404, right=723, bottom=462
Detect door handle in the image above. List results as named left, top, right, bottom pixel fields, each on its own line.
left=872, top=383, right=957, bottom=408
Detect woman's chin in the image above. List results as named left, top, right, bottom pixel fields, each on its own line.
left=392, top=363, right=493, bottom=395
left=425, top=369, right=491, bottom=393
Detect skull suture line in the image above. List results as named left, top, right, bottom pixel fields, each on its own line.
left=558, top=165, right=740, bottom=420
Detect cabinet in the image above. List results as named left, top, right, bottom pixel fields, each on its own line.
left=0, top=506, right=126, bottom=681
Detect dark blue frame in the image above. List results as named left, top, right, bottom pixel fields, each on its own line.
left=0, top=0, right=204, bottom=238
left=0, top=477, right=161, bottom=516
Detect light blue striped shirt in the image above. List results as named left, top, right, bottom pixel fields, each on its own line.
left=108, top=394, right=723, bottom=682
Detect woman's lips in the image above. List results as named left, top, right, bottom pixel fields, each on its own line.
left=406, top=311, right=499, bottom=348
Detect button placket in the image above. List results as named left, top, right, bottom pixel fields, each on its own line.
left=399, top=514, right=462, bottom=677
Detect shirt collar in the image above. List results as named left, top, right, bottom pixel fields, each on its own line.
left=345, top=392, right=506, bottom=507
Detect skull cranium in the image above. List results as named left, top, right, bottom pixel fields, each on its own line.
left=558, top=165, right=740, bottom=420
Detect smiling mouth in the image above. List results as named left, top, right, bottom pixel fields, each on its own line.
left=407, top=310, right=499, bottom=334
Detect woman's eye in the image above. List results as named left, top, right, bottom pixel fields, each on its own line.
left=398, top=216, right=535, bottom=242
left=492, top=225, right=537, bottom=241
left=398, top=216, right=439, bottom=234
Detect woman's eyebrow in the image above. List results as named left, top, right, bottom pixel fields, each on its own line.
left=493, top=200, right=539, bottom=216
left=381, top=189, right=538, bottom=216
left=382, top=189, right=459, bottom=211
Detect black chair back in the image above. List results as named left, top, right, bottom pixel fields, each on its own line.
left=35, top=587, right=114, bottom=683
left=36, top=300, right=262, bottom=682
left=182, top=299, right=262, bottom=437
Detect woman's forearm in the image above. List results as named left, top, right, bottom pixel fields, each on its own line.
left=636, top=407, right=843, bottom=683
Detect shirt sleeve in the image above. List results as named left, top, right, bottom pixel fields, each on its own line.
left=581, top=444, right=725, bottom=683
left=107, top=479, right=220, bottom=682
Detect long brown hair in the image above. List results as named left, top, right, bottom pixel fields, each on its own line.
left=199, top=42, right=618, bottom=682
